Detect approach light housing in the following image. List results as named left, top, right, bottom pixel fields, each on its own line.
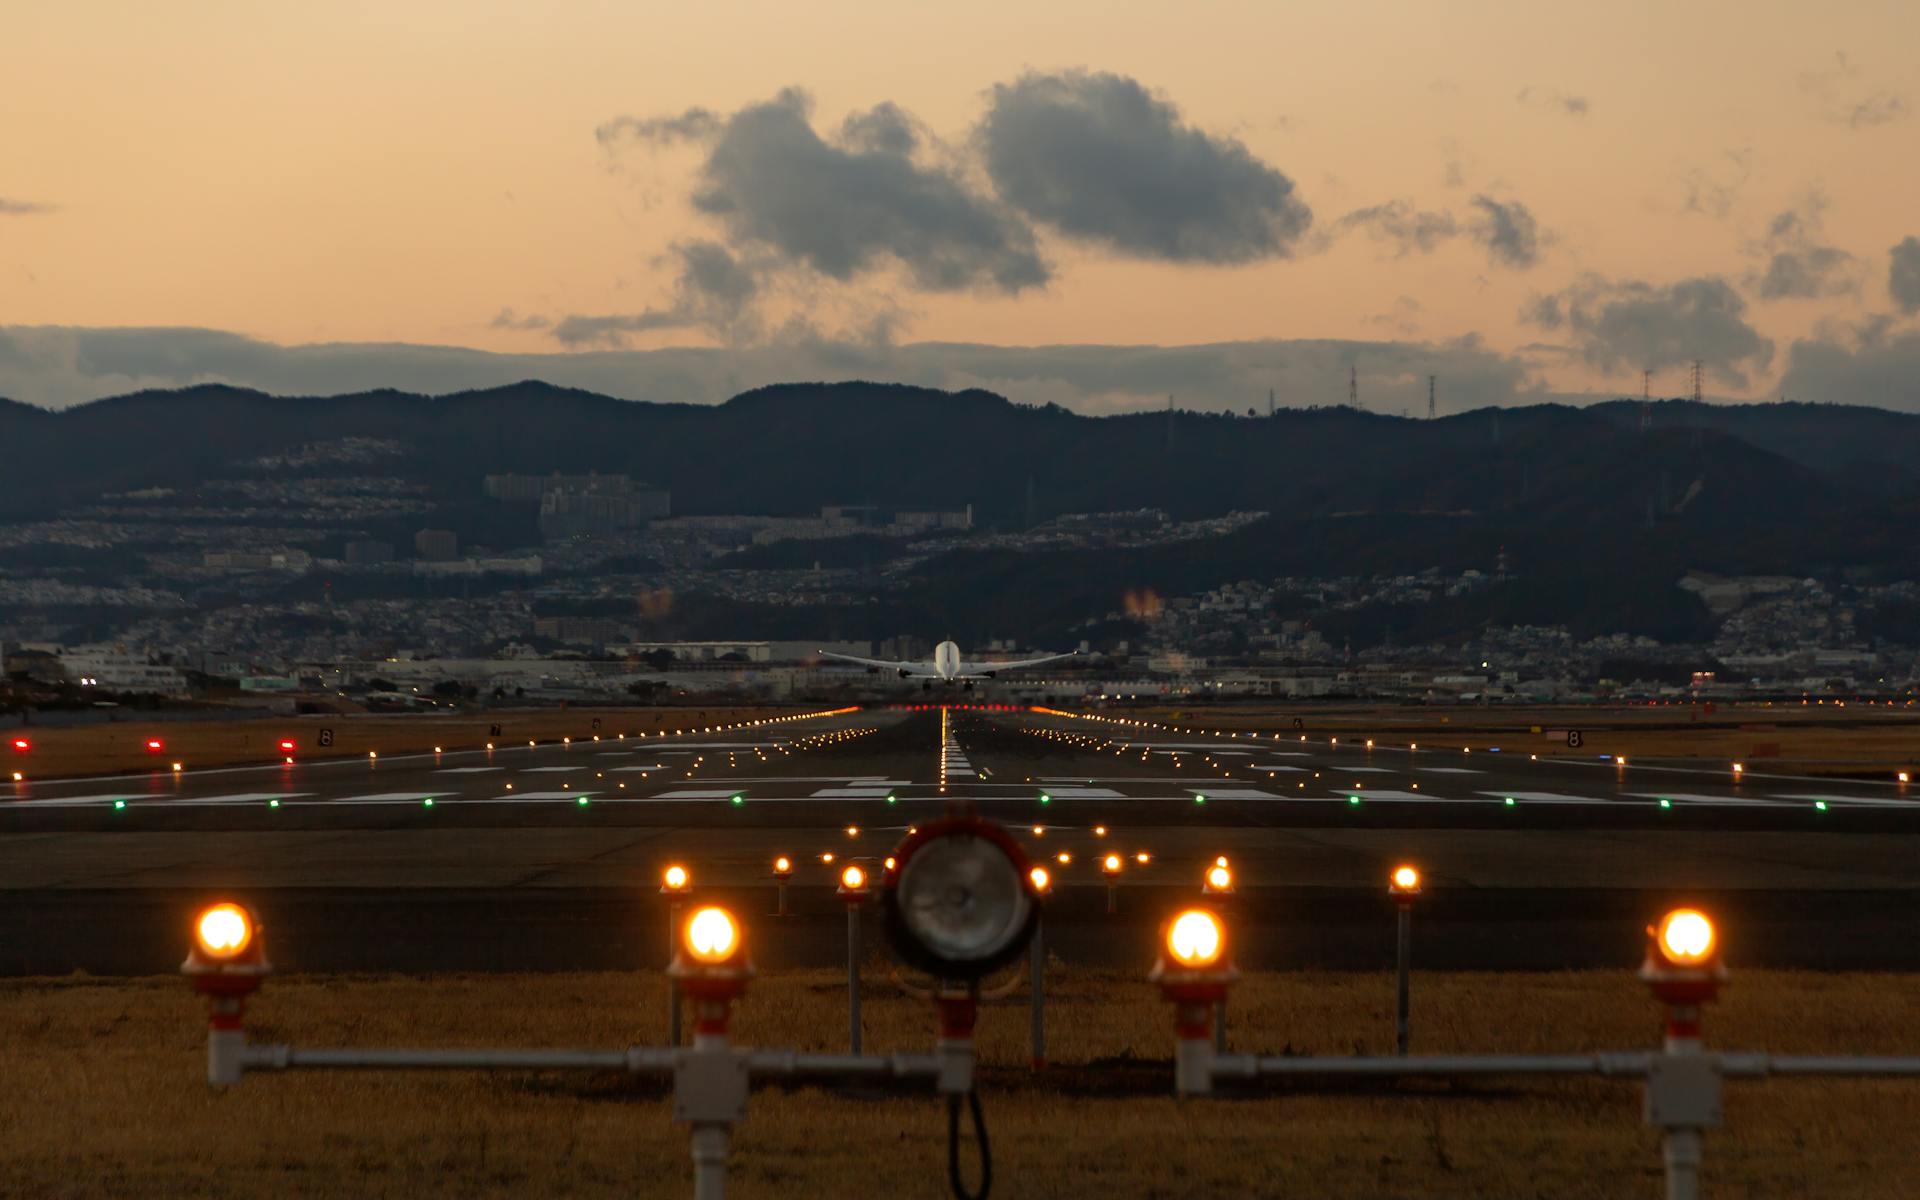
left=881, top=815, right=1039, bottom=981
left=1640, top=907, right=1726, bottom=1011
left=1389, top=864, right=1422, bottom=897
left=182, top=901, right=271, bottom=992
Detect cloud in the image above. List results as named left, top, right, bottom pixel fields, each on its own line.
left=1677, top=147, right=1754, bottom=220
left=552, top=240, right=761, bottom=348
left=1746, top=195, right=1857, bottom=300
left=1517, top=87, right=1590, bottom=117
left=0, top=198, right=54, bottom=216
left=602, top=88, right=1047, bottom=296
left=1335, top=201, right=1458, bottom=256
left=0, top=325, right=1548, bottom=416
left=595, top=108, right=722, bottom=147
left=1779, top=326, right=1920, bottom=410
left=1467, top=195, right=1541, bottom=268
left=976, top=70, right=1312, bottom=263
left=489, top=308, right=550, bottom=332
left=1889, top=237, right=1920, bottom=314
left=1368, top=296, right=1423, bottom=336
left=1797, top=52, right=1910, bottom=129
left=1521, top=275, right=1774, bottom=384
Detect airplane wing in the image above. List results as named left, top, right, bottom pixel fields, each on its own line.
left=817, top=650, right=934, bottom=677
left=956, top=650, right=1080, bottom=676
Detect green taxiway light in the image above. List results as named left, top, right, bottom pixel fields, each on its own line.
left=113, top=799, right=126, bottom=811
left=731, top=794, right=744, bottom=805
left=423, top=798, right=435, bottom=808
left=1816, top=800, right=1829, bottom=811
left=1039, top=793, right=1051, bottom=804
left=1659, top=798, right=1672, bottom=809
left=886, top=793, right=897, bottom=804
left=1349, top=795, right=1362, bottom=806
left=577, top=795, right=591, bottom=806
left=1194, top=793, right=1207, bottom=805
left=267, top=799, right=280, bottom=809
left=1503, top=796, right=1516, bottom=807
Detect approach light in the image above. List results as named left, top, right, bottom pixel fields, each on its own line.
left=883, top=816, right=1038, bottom=980
left=846, top=824, right=860, bottom=837
left=1165, top=909, right=1224, bottom=968
left=1056, top=851, right=1071, bottom=865
left=773, top=856, right=793, bottom=877
left=1655, top=909, right=1716, bottom=966
left=1204, top=864, right=1233, bottom=893
left=1389, top=864, right=1421, bottom=896
left=194, top=903, right=254, bottom=960
left=172, top=762, right=184, bottom=773
left=682, top=906, right=739, bottom=964
left=1093, top=825, right=1108, bottom=836
left=662, top=864, right=690, bottom=893
left=1029, top=866, right=1051, bottom=893
left=1101, top=853, right=1123, bottom=875
left=839, top=864, right=868, bottom=894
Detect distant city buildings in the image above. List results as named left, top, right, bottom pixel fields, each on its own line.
left=413, top=529, right=459, bottom=562
left=484, top=473, right=671, bottom=539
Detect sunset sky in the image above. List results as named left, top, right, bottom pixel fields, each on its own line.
left=4, top=0, right=1918, bottom=411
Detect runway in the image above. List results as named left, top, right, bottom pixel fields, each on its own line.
left=3, top=705, right=1917, bottom=973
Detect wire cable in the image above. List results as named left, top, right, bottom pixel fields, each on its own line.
left=946, top=1089, right=992, bottom=1199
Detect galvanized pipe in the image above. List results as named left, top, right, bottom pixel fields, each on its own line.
left=1395, top=904, right=1412, bottom=1056
left=1228, top=1052, right=1655, bottom=1079
left=846, top=903, right=862, bottom=1054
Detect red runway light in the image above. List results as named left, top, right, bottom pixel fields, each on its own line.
left=278, top=739, right=296, bottom=752
left=146, top=739, right=164, bottom=752
left=10, top=738, right=29, bottom=752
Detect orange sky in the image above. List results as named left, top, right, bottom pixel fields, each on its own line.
left=2, top=0, right=1916, bottom=407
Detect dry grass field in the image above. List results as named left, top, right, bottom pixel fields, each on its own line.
left=4, top=705, right=813, bottom=780
left=3, top=967, right=1915, bottom=1197
left=1129, top=702, right=1920, bottom=778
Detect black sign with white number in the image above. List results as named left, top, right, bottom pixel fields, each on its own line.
left=1292, top=716, right=1305, bottom=730
left=1567, top=729, right=1583, bottom=748
left=317, top=728, right=335, bottom=747
left=489, top=724, right=502, bottom=738
left=591, top=717, right=602, bottom=730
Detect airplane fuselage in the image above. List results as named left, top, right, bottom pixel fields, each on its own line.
left=933, top=640, right=962, bottom=680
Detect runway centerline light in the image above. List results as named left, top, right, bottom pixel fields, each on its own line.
left=1166, top=910, right=1224, bottom=968
left=683, top=906, right=739, bottom=963
left=1655, top=909, right=1716, bottom=966
left=194, top=903, right=254, bottom=959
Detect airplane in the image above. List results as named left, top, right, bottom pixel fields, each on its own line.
left=818, top=641, right=1078, bottom=688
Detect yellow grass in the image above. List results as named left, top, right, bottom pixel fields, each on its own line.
left=3, top=967, right=1915, bottom=1197
left=7, top=706, right=808, bottom=780
left=1125, top=702, right=1920, bottom=776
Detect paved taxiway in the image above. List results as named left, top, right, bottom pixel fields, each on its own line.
left=3, top=706, right=1915, bottom=973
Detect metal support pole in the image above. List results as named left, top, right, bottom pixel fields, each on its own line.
left=1029, top=916, right=1045, bottom=1069
left=846, top=903, right=862, bottom=1054
left=1663, top=1129, right=1702, bottom=1200
left=668, top=901, right=683, bottom=1046
left=1396, top=902, right=1412, bottom=1056
left=1106, top=882, right=1117, bottom=915
left=775, top=880, right=788, bottom=918
left=690, top=1125, right=730, bottom=1200
left=1213, top=998, right=1227, bottom=1054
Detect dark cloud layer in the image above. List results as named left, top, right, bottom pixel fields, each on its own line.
left=1517, top=87, right=1590, bottom=117
left=1890, top=237, right=1920, bottom=314
left=0, top=198, right=54, bottom=216
left=1, top=325, right=1536, bottom=416
left=1780, top=326, right=1920, bottom=408
left=977, top=71, right=1311, bottom=263
left=1523, top=275, right=1774, bottom=384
